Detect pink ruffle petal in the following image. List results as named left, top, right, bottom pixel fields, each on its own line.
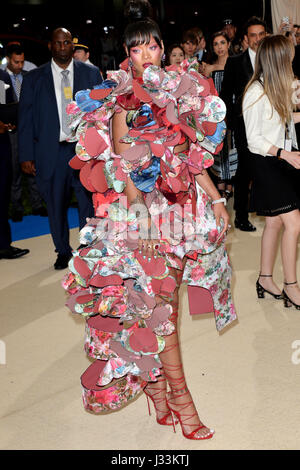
left=84, top=127, right=108, bottom=157
left=188, top=286, right=214, bottom=315
left=91, top=274, right=124, bottom=287
left=89, top=88, right=113, bottom=100
left=167, top=175, right=182, bottom=194
left=202, top=121, right=217, bottom=136
left=73, top=256, right=92, bottom=280
left=166, top=102, right=179, bottom=125
left=81, top=360, right=106, bottom=391
left=129, top=328, right=158, bottom=354
left=69, top=155, right=86, bottom=170
left=79, top=162, right=96, bottom=192
left=90, top=161, right=108, bottom=193
left=161, top=277, right=177, bottom=294
left=87, top=315, right=124, bottom=333
left=132, top=79, right=152, bottom=103
left=110, top=340, right=139, bottom=362
left=77, top=293, right=95, bottom=304
left=173, top=74, right=192, bottom=98
left=179, top=122, right=197, bottom=142
left=150, top=142, right=165, bottom=157
left=146, top=305, right=170, bottom=329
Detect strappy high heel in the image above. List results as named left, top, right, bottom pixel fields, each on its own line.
left=144, top=375, right=177, bottom=426
left=282, top=281, right=300, bottom=310
left=166, top=387, right=214, bottom=440
left=256, top=274, right=282, bottom=300
left=161, top=338, right=214, bottom=440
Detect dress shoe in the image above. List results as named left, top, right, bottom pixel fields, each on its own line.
left=0, top=246, right=30, bottom=259
left=54, top=253, right=72, bottom=270
left=32, top=206, right=48, bottom=217
left=234, top=219, right=256, bottom=232
left=11, top=211, right=23, bottom=222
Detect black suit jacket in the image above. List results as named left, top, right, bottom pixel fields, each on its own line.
left=220, top=49, right=254, bottom=147
left=293, top=44, right=300, bottom=78
left=0, top=69, right=15, bottom=143
left=18, top=60, right=102, bottom=182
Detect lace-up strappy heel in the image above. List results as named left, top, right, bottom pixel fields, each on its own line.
left=162, top=339, right=214, bottom=440
left=282, top=281, right=300, bottom=310
left=166, top=387, right=215, bottom=440
left=144, top=375, right=177, bottom=426
left=256, top=274, right=283, bottom=300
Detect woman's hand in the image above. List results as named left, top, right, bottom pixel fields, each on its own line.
left=278, top=20, right=292, bottom=35
left=200, top=62, right=215, bottom=77
left=0, top=121, right=16, bottom=134
left=21, top=160, right=36, bottom=175
left=280, top=150, right=300, bottom=169
left=139, top=238, right=161, bottom=260
left=212, top=201, right=230, bottom=240
left=138, top=216, right=160, bottom=260
left=0, top=121, right=8, bottom=134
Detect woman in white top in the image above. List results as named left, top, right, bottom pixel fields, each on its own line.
left=243, top=35, right=300, bottom=309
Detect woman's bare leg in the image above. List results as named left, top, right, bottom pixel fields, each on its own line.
left=144, top=260, right=213, bottom=437
left=159, top=315, right=213, bottom=438
left=280, top=209, right=300, bottom=303
left=143, top=293, right=173, bottom=425
left=158, top=265, right=213, bottom=439
left=143, top=368, right=173, bottom=424
left=259, top=215, right=282, bottom=294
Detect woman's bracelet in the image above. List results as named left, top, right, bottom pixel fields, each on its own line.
left=276, top=147, right=283, bottom=159
left=212, top=197, right=227, bottom=206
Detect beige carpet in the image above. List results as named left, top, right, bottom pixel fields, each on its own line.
left=1, top=206, right=300, bottom=450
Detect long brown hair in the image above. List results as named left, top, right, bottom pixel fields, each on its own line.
left=243, top=35, right=295, bottom=123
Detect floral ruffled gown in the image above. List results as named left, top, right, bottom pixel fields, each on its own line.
left=62, top=58, right=237, bottom=413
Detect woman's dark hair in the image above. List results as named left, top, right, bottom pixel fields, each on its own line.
left=211, top=31, right=230, bottom=44
left=206, top=31, right=230, bottom=64
left=124, top=0, right=163, bottom=51
left=166, top=44, right=184, bottom=65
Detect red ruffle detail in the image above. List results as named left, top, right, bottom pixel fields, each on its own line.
left=117, top=93, right=141, bottom=110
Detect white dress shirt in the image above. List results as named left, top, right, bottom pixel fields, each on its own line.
left=243, top=80, right=298, bottom=156
left=51, top=58, right=74, bottom=142
left=248, top=47, right=256, bottom=71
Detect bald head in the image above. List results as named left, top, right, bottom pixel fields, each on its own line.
left=49, top=28, right=74, bottom=68
left=51, top=28, right=72, bottom=41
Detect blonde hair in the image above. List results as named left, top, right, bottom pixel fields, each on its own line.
left=244, top=35, right=295, bottom=123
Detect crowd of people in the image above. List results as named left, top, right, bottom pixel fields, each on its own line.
left=1, top=0, right=300, bottom=445
left=1, top=12, right=299, bottom=263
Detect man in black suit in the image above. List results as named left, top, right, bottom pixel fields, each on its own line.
left=0, top=69, right=29, bottom=260
left=293, top=44, right=300, bottom=78
left=18, top=28, right=102, bottom=269
left=221, top=16, right=267, bottom=231
left=5, top=43, right=46, bottom=222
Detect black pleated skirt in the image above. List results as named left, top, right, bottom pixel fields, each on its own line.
left=249, top=152, right=300, bottom=217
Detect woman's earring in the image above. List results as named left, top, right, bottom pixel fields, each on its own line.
left=161, top=53, right=166, bottom=66
left=128, top=57, right=133, bottom=68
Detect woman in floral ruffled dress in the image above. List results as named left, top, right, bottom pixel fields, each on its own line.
left=63, top=0, right=236, bottom=441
